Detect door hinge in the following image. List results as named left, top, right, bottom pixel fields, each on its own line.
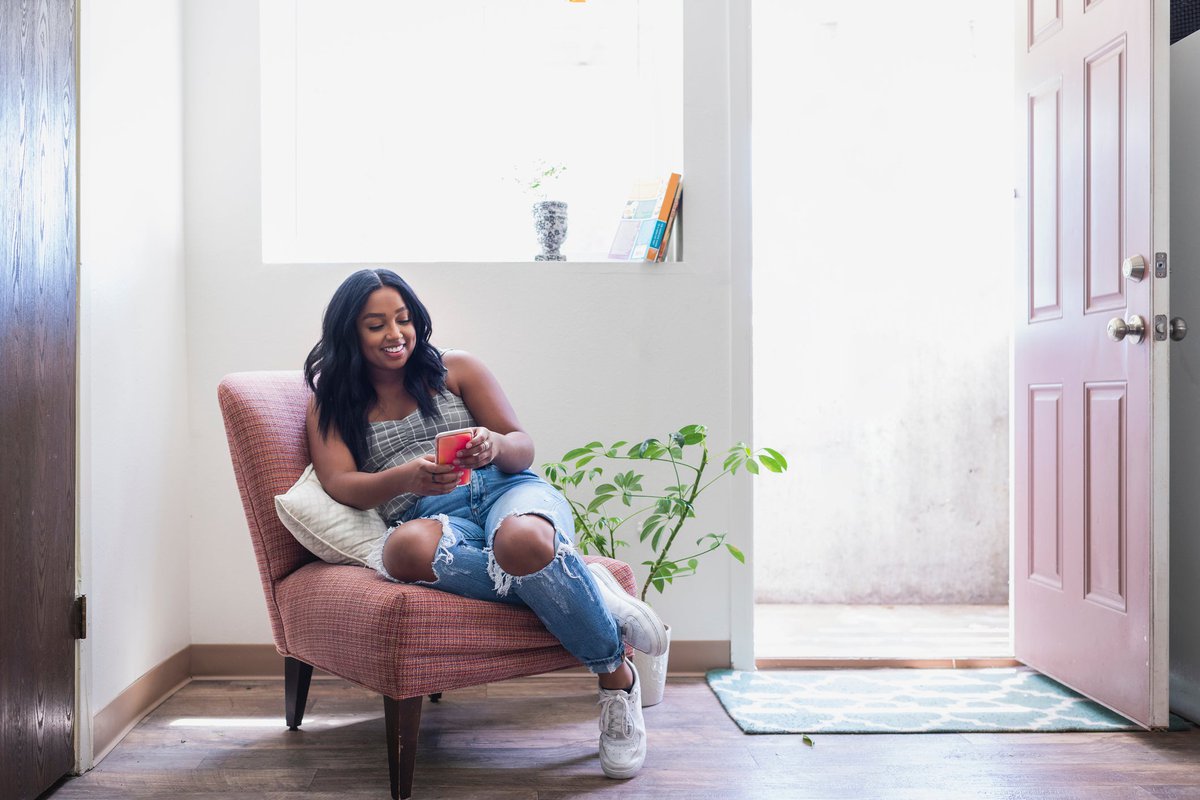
left=73, top=595, right=87, bottom=640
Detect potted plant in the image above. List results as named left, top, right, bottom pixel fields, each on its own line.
left=542, top=424, right=788, bottom=705
left=514, top=159, right=569, bottom=261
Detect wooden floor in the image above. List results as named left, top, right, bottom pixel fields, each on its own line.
left=46, top=675, right=1200, bottom=800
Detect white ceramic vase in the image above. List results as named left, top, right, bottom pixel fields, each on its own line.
left=532, top=200, right=568, bottom=261
left=633, top=624, right=670, bottom=707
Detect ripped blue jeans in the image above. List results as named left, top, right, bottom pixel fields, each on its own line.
left=369, top=466, right=625, bottom=675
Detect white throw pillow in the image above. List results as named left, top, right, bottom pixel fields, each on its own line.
left=274, top=464, right=387, bottom=567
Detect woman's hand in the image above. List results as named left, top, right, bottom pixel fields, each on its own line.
left=396, top=455, right=462, bottom=496
left=453, top=427, right=501, bottom=470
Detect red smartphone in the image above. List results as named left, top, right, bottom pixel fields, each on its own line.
left=435, top=428, right=474, bottom=486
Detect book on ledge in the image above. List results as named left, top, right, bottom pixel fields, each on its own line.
left=646, top=172, right=681, bottom=262
left=608, top=172, right=682, bottom=261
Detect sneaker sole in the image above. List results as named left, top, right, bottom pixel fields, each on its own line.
left=601, top=758, right=645, bottom=780
left=588, top=564, right=669, bottom=657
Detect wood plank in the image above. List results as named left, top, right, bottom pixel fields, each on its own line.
left=46, top=677, right=1200, bottom=799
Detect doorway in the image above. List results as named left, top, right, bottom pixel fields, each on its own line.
left=751, top=1, right=1015, bottom=664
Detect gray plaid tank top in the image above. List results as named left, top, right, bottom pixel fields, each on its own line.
left=362, top=390, right=476, bottom=524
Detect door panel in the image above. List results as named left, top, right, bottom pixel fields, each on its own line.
left=1029, top=79, right=1063, bottom=320
left=0, top=0, right=78, bottom=795
left=1083, top=382, right=1126, bottom=610
left=1084, top=38, right=1126, bottom=312
left=1029, top=385, right=1064, bottom=588
left=1014, top=0, right=1167, bottom=728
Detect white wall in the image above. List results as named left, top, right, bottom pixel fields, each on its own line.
left=183, top=0, right=744, bottom=646
left=79, top=0, right=192, bottom=714
left=1170, top=30, right=1200, bottom=721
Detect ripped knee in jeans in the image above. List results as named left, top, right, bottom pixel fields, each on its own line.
left=485, top=511, right=579, bottom=596
left=369, top=514, right=454, bottom=584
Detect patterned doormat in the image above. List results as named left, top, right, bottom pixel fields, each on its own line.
left=706, top=668, right=1193, bottom=734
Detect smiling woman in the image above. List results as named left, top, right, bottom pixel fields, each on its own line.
left=259, top=0, right=683, bottom=262
left=297, top=267, right=672, bottom=780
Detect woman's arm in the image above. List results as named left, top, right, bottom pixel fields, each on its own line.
left=443, top=350, right=535, bottom=473
left=306, top=399, right=460, bottom=509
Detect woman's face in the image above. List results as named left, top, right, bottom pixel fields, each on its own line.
left=357, top=287, right=417, bottom=374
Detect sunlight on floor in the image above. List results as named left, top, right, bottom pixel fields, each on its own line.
left=167, top=714, right=379, bottom=729
left=755, top=603, right=1011, bottom=660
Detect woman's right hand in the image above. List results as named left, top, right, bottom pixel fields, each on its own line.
left=396, top=455, right=463, bottom=496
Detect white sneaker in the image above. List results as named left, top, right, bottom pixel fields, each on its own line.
left=587, top=563, right=669, bottom=657
left=598, top=658, right=647, bottom=779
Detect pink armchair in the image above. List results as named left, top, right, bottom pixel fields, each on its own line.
left=218, top=371, right=635, bottom=799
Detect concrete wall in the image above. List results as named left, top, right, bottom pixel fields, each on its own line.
left=1170, top=29, right=1200, bottom=721
left=78, top=0, right=192, bottom=715
left=182, top=0, right=746, bottom=647
left=751, top=1, right=1013, bottom=604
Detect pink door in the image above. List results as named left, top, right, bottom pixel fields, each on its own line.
left=1014, top=0, right=1170, bottom=728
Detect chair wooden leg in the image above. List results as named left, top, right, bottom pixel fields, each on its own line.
left=284, top=657, right=314, bottom=730
left=384, top=695, right=424, bottom=800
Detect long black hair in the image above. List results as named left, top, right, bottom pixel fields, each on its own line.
left=304, top=268, right=446, bottom=467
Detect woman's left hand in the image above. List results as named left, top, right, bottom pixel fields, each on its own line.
left=454, top=427, right=500, bottom=469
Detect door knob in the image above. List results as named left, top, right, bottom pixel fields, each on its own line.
left=1171, top=317, right=1188, bottom=341
left=1122, top=255, right=1146, bottom=281
left=1107, top=314, right=1146, bottom=344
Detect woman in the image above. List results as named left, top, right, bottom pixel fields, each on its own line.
left=303, top=268, right=667, bottom=780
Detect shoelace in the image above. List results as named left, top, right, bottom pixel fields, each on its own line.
left=598, top=691, right=635, bottom=739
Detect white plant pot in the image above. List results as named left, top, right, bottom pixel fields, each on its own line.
left=632, top=624, right=670, bottom=708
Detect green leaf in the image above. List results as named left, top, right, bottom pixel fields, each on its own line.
left=576, top=454, right=596, bottom=467
left=669, top=432, right=685, bottom=448
left=629, top=439, right=659, bottom=458
left=622, top=492, right=632, bottom=507
left=586, top=494, right=615, bottom=513
left=802, top=734, right=814, bottom=747
left=688, top=558, right=699, bottom=570
left=763, top=447, right=788, bottom=470
left=562, top=446, right=595, bottom=461
left=651, top=527, right=664, bottom=551
left=758, top=453, right=784, bottom=473
left=655, top=497, right=671, bottom=514
left=595, top=483, right=617, bottom=494
left=726, top=544, right=746, bottom=563
left=745, top=459, right=760, bottom=475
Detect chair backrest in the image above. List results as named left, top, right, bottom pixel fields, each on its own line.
left=218, top=371, right=317, bottom=648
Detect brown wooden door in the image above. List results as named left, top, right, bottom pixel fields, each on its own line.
left=1, top=0, right=79, bottom=795
left=1013, top=0, right=1170, bottom=727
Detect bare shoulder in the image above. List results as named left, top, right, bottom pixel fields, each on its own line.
left=442, top=349, right=490, bottom=393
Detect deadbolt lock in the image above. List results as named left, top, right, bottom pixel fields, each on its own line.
left=1122, top=255, right=1146, bottom=281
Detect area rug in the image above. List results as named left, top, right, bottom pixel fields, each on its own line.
left=706, top=667, right=1191, bottom=734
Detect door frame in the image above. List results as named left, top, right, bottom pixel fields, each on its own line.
left=729, top=0, right=756, bottom=672
left=734, top=4, right=1171, bottom=710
